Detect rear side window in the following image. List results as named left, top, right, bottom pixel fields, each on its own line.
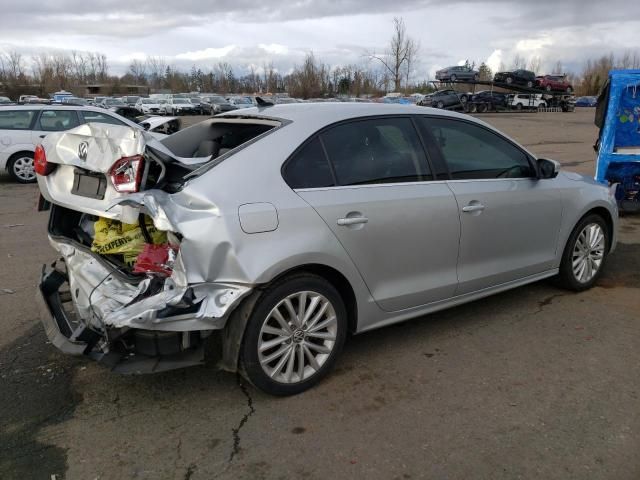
left=38, top=110, right=80, bottom=131
left=420, top=117, right=535, bottom=180
left=0, top=110, right=36, bottom=130
left=283, top=137, right=334, bottom=189
left=80, top=111, right=126, bottom=126
left=320, top=117, right=432, bottom=186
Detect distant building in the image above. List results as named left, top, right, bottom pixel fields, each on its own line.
left=83, top=84, right=150, bottom=97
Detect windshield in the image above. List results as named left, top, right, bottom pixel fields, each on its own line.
left=105, top=99, right=125, bottom=105
left=173, top=99, right=192, bottom=104
left=232, top=97, right=252, bottom=105
left=210, top=96, right=227, bottom=104
left=141, top=99, right=156, bottom=104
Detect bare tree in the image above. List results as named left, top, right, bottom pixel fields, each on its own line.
left=128, top=59, right=147, bottom=84
left=368, top=17, right=417, bottom=91
left=511, top=53, right=526, bottom=69
left=528, top=56, right=542, bottom=73
left=146, top=56, right=167, bottom=89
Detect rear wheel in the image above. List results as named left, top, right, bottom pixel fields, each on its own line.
left=239, top=274, right=347, bottom=395
left=7, top=152, right=36, bottom=183
left=436, top=101, right=444, bottom=109
left=526, top=80, right=533, bottom=88
left=546, top=85, right=552, bottom=92
left=556, top=214, right=609, bottom=291
left=450, top=74, right=457, bottom=82
left=473, top=74, right=480, bottom=82
left=505, top=77, right=513, bottom=84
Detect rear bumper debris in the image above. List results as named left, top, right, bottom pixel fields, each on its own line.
left=39, top=237, right=253, bottom=372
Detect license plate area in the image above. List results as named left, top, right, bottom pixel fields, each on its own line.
left=72, top=168, right=107, bottom=200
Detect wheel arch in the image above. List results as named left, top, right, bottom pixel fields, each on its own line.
left=584, top=206, right=615, bottom=251
left=217, top=262, right=359, bottom=374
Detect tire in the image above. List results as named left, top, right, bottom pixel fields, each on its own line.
left=436, top=101, right=444, bottom=109
left=556, top=214, right=609, bottom=291
left=473, top=74, right=479, bottom=82
left=239, top=273, right=348, bottom=396
left=567, top=86, right=573, bottom=93
left=477, top=103, right=488, bottom=113
left=450, top=74, right=457, bottom=82
left=526, top=80, right=533, bottom=88
left=459, top=95, right=468, bottom=104
left=7, top=152, right=36, bottom=183
left=546, top=85, right=552, bottom=92
left=506, top=77, right=513, bottom=84
left=515, top=103, right=523, bottom=111
left=469, top=103, right=478, bottom=113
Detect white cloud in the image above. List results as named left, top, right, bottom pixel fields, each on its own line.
left=175, top=45, right=237, bottom=61
left=259, top=43, right=289, bottom=55
left=486, top=49, right=503, bottom=72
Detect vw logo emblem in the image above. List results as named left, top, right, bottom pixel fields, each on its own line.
left=78, top=141, right=89, bottom=161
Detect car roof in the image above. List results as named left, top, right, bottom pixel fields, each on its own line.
left=0, top=104, right=141, bottom=129
left=217, top=102, right=481, bottom=130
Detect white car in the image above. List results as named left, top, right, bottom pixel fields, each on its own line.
left=135, top=98, right=168, bottom=115
left=0, top=105, right=167, bottom=183
left=227, top=96, right=254, bottom=109
left=165, top=98, right=197, bottom=115
left=510, top=94, right=547, bottom=110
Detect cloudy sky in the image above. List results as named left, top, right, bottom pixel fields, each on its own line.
left=1, top=0, right=639, bottom=79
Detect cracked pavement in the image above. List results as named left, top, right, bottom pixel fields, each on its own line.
left=1, top=110, right=639, bottom=479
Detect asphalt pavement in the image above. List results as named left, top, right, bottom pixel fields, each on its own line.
left=1, top=109, right=639, bottom=480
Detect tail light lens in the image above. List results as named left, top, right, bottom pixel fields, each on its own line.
left=34, top=144, right=55, bottom=176
left=109, top=155, right=144, bottom=193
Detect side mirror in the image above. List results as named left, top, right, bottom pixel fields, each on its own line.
left=537, top=158, right=560, bottom=179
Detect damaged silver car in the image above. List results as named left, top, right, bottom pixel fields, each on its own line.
left=37, top=103, right=618, bottom=395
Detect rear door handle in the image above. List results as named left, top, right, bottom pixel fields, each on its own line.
left=337, top=216, right=368, bottom=226
left=462, top=204, right=485, bottom=213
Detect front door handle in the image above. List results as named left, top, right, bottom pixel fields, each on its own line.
left=337, top=216, right=368, bottom=226
left=462, top=204, right=485, bottom=213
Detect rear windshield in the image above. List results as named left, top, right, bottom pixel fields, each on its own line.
left=157, top=117, right=283, bottom=178
left=0, top=110, right=37, bottom=130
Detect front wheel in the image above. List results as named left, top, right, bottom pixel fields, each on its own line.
left=450, top=74, right=457, bottom=82
left=526, top=80, right=533, bottom=88
left=239, top=274, right=348, bottom=395
left=436, top=101, right=444, bottom=109
left=556, top=214, right=609, bottom=291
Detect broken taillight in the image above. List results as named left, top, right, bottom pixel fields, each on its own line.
left=109, top=155, right=144, bottom=193
left=34, top=144, right=55, bottom=176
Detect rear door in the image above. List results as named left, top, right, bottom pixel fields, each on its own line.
left=418, top=116, right=563, bottom=294
left=288, top=116, right=461, bottom=312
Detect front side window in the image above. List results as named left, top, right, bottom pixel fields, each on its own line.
left=0, top=110, right=37, bottom=130
left=321, top=117, right=432, bottom=186
left=80, top=111, right=126, bottom=126
left=420, top=118, right=535, bottom=180
left=38, top=110, right=80, bottom=131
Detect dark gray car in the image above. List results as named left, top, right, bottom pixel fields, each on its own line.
left=435, top=66, right=480, bottom=82
left=419, top=89, right=468, bottom=109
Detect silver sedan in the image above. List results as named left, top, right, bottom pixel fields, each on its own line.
left=36, top=104, right=617, bottom=395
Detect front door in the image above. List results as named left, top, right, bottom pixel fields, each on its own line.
left=419, top=116, right=563, bottom=294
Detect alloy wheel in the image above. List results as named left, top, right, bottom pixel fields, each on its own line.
left=258, top=291, right=337, bottom=384
left=572, top=223, right=605, bottom=283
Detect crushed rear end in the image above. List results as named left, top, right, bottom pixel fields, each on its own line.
left=36, top=118, right=280, bottom=373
